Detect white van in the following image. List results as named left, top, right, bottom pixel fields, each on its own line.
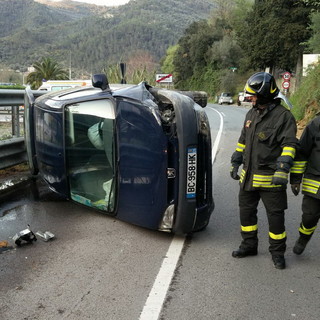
left=38, top=80, right=92, bottom=91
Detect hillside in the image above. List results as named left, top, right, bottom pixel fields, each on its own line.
left=0, top=0, right=216, bottom=76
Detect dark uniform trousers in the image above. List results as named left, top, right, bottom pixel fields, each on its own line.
left=238, top=189, right=287, bottom=255
left=299, top=195, right=320, bottom=240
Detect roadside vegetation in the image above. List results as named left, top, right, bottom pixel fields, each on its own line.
left=291, top=63, right=320, bottom=122
left=1, top=0, right=320, bottom=124
left=0, top=84, right=25, bottom=89
left=160, top=0, right=320, bottom=123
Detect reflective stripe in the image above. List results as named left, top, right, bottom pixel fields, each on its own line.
left=253, top=175, right=272, bottom=181
left=281, top=146, right=296, bottom=159
left=291, top=161, right=307, bottom=174
left=270, top=86, right=277, bottom=94
left=236, top=143, right=245, bottom=152
left=273, top=171, right=288, bottom=179
left=302, top=186, right=318, bottom=194
left=241, top=225, right=258, bottom=232
left=302, top=178, right=320, bottom=195
left=252, top=174, right=279, bottom=188
left=299, top=224, right=317, bottom=236
left=245, top=83, right=255, bottom=94
left=269, top=231, right=286, bottom=240
left=303, top=178, right=320, bottom=187
left=239, top=169, right=246, bottom=183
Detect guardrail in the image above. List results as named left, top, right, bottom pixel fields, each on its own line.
left=0, top=137, right=27, bottom=169
left=0, top=89, right=45, bottom=169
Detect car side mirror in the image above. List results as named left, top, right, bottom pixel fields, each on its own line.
left=92, top=74, right=110, bottom=91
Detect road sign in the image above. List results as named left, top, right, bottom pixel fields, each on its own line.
left=282, top=81, right=290, bottom=89
left=282, top=72, right=291, bottom=81
left=156, top=74, right=173, bottom=83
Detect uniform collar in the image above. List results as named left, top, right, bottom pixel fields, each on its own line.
left=255, top=102, right=277, bottom=115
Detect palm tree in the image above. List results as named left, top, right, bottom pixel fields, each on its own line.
left=26, top=57, right=69, bottom=89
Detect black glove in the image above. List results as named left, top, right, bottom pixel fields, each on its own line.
left=291, top=184, right=300, bottom=196
left=272, top=170, right=288, bottom=186
left=276, top=155, right=293, bottom=172
left=230, top=150, right=243, bottom=180
left=231, top=150, right=243, bottom=166
left=230, top=165, right=240, bottom=180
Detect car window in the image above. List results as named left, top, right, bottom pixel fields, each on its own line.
left=65, top=99, right=116, bottom=213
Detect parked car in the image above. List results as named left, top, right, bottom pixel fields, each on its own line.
left=24, top=74, right=214, bottom=235
left=218, top=92, right=233, bottom=105
left=237, top=91, right=253, bottom=106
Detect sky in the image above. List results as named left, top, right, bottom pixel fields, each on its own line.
left=50, top=0, right=130, bottom=6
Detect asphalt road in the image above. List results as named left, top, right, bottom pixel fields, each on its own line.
left=1, top=104, right=320, bottom=320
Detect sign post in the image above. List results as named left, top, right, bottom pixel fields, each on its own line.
left=281, top=72, right=291, bottom=95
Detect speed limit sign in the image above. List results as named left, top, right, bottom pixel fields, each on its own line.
left=282, top=81, right=290, bottom=89
left=282, top=72, right=291, bottom=81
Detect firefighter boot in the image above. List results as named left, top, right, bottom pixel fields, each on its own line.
left=293, top=236, right=310, bottom=255
left=272, top=255, right=286, bottom=270
left=232, top=247, right=258, bottom=258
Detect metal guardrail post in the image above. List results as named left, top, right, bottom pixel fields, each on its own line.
left=12, top=106, right=20, bottom=137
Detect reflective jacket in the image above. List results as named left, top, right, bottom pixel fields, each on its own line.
left=291, top=113, right=320, bottom=199
left=235, top=102, right=297, bottom=191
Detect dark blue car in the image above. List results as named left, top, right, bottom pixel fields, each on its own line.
left=24, top=74, right=213, bottom=234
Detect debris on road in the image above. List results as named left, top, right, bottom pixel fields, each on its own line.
left=0, top=240, right=13, bottom=253
left=12, top=225, right=37, bottom=246
left=36, top=231, right=55, bottom=242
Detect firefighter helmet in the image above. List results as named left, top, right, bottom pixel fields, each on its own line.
left=244, top=72, right=279, bottom=99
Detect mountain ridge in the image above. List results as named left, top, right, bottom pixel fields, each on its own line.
left=0, top=0, right=216, bottom=75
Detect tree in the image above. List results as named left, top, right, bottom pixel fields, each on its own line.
left=26, top=57, right=69, bottom=89
left=173, top=20, right=216, bottom=88
left=308, top=11, right=320, bottom=52
left=161, top=45, right=179, bottom=74
left=236, top=0, right=313, bottom=73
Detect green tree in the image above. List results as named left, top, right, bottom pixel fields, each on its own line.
left=26, top=57, right=69, bottom=89
left=308, top=11, right=320, bottom=52
left=173, top=20, right=216, bottom=88
left=103, top=64, right=122, bottom=84
left=161, top=45, right=178, bottom=74
left=236, top=0, right=312, bottom=73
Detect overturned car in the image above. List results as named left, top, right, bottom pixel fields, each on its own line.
left=24, top=74, right=214, bottom=234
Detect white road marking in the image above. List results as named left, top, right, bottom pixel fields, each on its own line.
left=139, top=106, right=224, bottom=320
left=139, top=236, right=185, bottom=320
left=209, top=107, right=224, bottom=163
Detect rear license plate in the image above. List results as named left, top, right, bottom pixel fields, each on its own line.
left=186, top=147, right=197, bottom=199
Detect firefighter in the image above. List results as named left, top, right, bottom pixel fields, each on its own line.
left=230, top=72, right=298, bottom=269
left=290, top=112, right=320, bottom=255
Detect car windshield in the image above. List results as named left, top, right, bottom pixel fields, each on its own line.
left=64, top=99, right=117, bottom=213
left=222, top=93, right=231, bottom=97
